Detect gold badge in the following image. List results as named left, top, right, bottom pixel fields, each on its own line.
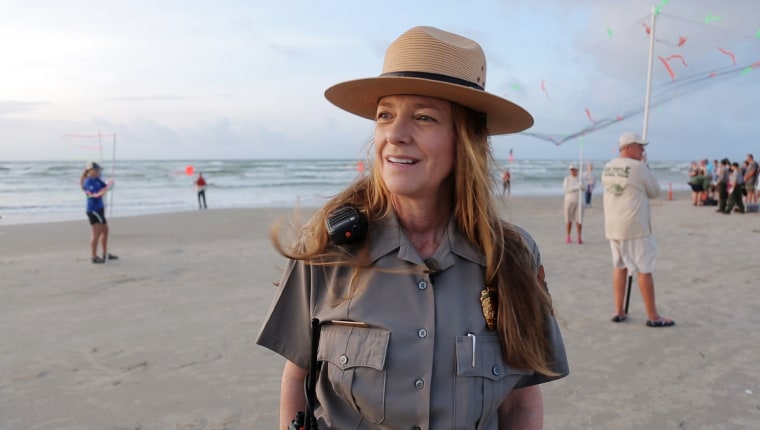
left=480, top=287, right=497, bottom=330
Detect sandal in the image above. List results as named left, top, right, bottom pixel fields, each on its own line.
left=92, top=257, right=105, bottom=264
left=646, top=317, right=675, bottom=327
left=611, top=314, right=627, bottom=323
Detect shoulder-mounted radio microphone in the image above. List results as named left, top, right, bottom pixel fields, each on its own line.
left=326, top=206, right=368, bottom=245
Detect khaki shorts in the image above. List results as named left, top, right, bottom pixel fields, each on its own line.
left=609, top=236, right=656, bottom=273
left=564, top=197, right=582, bottom=223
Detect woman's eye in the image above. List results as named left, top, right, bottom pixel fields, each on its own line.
left=417, top=114, right=436, bottom=122
left=376, top=111, right=391, bottom=120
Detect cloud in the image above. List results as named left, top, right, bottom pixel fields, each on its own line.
left=1, top=0, right=758, bottom=162
left=0, top=101, right=49, bottom=116
left=108, top=96, right=192, bottom=102
left=267, top=42, right=305, bottom=59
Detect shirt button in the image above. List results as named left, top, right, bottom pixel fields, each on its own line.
left=492, top=366, right=502, bottom=376
left=417, top=328, right=427, bottom=338
left=418, top=281, right=428, bottom=290
left=414, top=379, right=424, bottom=389
left=339, top=355, right=348, bottom=365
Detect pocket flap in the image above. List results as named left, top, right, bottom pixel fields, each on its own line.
left=318, top=324, right=390, bottom=371
left=456, top=334, right=533, bottom=381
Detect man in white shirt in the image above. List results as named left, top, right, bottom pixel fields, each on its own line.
left=602, top=132, right=674, bottom=327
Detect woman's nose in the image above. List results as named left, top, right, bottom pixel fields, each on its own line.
left=383, top=116, right=412, bottom=145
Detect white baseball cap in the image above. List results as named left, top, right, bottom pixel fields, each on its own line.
left=618, top=132, right=649, bottom=148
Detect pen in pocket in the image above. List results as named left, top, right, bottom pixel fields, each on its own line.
left=467, top=332, right=476, bottom=368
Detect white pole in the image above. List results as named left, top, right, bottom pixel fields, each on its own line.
left=109, top=134, right=116, bottom=220
left=626, top=6, right=657, bottom=312
left=642, top=6, right=657, bottom=140
left=98, top=130, right=103, bottom=162
left=102, top=133, right=116, bottom=265
left=578, top=138, right=584, bottom=224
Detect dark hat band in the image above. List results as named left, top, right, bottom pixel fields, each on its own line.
left=380, top=71, right=484, bottom=91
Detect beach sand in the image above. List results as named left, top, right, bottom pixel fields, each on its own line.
left=2, top=195, right=759, bottom=429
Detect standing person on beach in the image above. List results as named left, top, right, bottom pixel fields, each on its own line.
left=687, top=161, right=704, bottom=206
left=715, top=159, right=730, bottom=213
left=744, top=154, right=758, bottom=206
left=602, top=132, right=673, bottom=327
left=724, top=162, right=745, bottom=214
left=563, top=164, right=583, bottom=244
left=82, top=161, right=117, bottom=264
left=583, top=163, right=595, bottom=208
left=502, top=167, right=511, bottom=196
left=195, top=172, right=207, bottom=209
left=257, top=26, right=568, bottom=429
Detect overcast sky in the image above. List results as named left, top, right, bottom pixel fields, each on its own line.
left=1, top=0, right=758, bottom=162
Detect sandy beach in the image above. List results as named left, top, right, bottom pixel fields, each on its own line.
left=2, top=194, right=759, bottom=429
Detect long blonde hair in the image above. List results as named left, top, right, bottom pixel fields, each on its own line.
left=80, top=168, right=90, bottom=189
left=272, top=103, right=557, bottom=375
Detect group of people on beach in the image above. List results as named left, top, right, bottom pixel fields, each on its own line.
left=688, top=155, right=759, bottom=214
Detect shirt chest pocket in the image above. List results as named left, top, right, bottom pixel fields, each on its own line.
left=317, top=324, right=390, bottom=424
left=454, top=334, right=533, bottom=430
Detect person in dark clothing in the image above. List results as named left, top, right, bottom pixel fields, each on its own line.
left=724, top=162, right=745, bottom=214
left=81, top=161, right=118, bottom=264
left=715, top=159, right=730, bottom=213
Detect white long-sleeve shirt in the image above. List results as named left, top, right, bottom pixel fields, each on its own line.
left=563, top=175, right=583, bottom=200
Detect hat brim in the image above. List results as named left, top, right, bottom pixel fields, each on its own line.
left=619, top=140, right=649, bottom=148
left=325, top=76, right=533, bottom=135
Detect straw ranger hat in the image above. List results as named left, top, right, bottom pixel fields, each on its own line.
left=324, top=26, right=534, bottom=135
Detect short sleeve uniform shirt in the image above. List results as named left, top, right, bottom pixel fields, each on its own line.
left=257, top=214, right=569, bottom=430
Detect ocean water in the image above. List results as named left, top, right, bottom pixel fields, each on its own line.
left=0, top=159, right=692, bottom=225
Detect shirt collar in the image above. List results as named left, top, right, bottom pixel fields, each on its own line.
left=369, top=210, right=485, bottom=269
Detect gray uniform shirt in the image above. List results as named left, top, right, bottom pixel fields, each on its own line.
left=257, top=214, right=569, bottom=429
